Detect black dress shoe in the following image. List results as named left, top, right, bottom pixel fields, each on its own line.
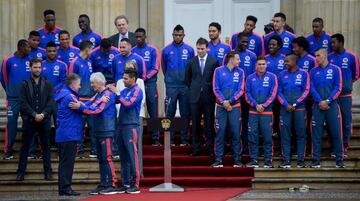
left=44, top=173, right=53, bottom=181
left=59, top=190, right=81, bottom=196
left=16, top=174, right=24, bottom=181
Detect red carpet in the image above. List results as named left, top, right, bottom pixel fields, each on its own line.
left=80, top=188, right=249, bottom=201
left=117, top=125, right=254, bottom=188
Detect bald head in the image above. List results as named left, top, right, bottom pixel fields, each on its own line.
left=315, top=48, right=328, bottom=67
left=285, top=53, right=298, bottom=70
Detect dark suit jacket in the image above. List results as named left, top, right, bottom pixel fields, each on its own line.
left=108, top=31, right=136, bottom=48
left=19, top=77, right=54, bottom=120
left=185, top=55, right=219, bottom=104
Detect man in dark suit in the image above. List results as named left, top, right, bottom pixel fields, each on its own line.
left=185, top=37, right=219, bottom=156
left=108, top=15, right=136, bottom=48
left=16, top=58, right=54, bottom=181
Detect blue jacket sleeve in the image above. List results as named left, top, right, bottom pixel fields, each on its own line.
left=262, top=74, right=278, bottom=108
left=79, top=92, right=114, bottom=114
left=146, top=47, right=159, bottom=80
left=212, top=69, right=226, bottom=103
left=328, top=66, right=342, bottom=102
left=295, top=71, right=310, bottom=105
left=229, top=69, right=245, bottom=104
left=310, top=69, right=323, bottom=103
left=277, top=74, right=289, bottom=107
left=245, top=76, right=258, bottom=107
left=117, top=87, right=143, bottom=109
left=0, top=59, right=9, bottom=90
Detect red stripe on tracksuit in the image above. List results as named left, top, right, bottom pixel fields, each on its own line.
left=132, top=128, right=140, bottom=187
left=106, top=138, right=117, bottom=187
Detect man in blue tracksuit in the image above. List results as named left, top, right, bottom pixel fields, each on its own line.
left=328, top=34, right=359, bottom=155
left=132, top=28, right=160, bottom=145
left=245, top=56, right=278, bottom=168
left=1, top=40, right=31, bottom=160
left=109, top=68, right=143, bottom=194
left=57, top=30, right=80, bottom=67
left=161, top=25, right=194, bottom=145
left=310, top=48, right=344, bottom=168
left=277, top=54, right=310, bottom=168
left=306, top=17, right=332, bottom=56
left=28, top=31, right=46, bottom=61
left=68, top=40, right=95, bottom=158
left=207, top=22, right=231, bottom=66
left=70, top=72, right=117, bottom=195
left=90, top=38, right=120, bottom=84
left=55, top=73, right=82, bottom=196
left=211, top=51, right=245, bottom=168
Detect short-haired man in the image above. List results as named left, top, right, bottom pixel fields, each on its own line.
left=110, top=68, right=143, bottom=194
left=28, top=31, right=46, bottom=61
left=277, top=54, right=310, bottom=168
left=69, top=72, right=117, bottom=195
left=57, top=30, right=80, bottom=67
left=132, top=28, right=160, bottom=145
left=245, top=56, right=278, bottom=168
left=68, top=40, right=95, bottom=158
left=112, top=38, right=146, bottom=82
left=55, top=73, right=82, bottom=196
left=73, top=14, right=103, bottom=49
left=109, top=15, right=136, bottom=48
left=230, top=15, right=264, bottom=56
left=207, top=22, right=231, bottom=65
left=306, top=17, right=332, bottom=55
left=37, top=9, right=62, bottom=48
left=1, top=39, right=31, bottom=160
left=310, top=48, right=344, bottom=168
left=264, top=12, right=296, bottom=55
left=161, top=24, right=195, bottom=145
left=16, top=58, right=54, bottom=181
left=328, top=33, right=359, bottom=156
left=293, top=36, right=317, bottom=72
left=212, top=51, right=245, bottom=167
left=90, top=38, right=120, bottom=84
left=185, top=37, right=218, bottom=157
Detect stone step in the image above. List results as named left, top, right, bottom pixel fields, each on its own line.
left=254, top=168, right=360, bottom=178
left=252, top=177, right=360, bottom=190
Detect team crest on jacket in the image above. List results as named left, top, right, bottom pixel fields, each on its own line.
left=90, top=37, right=95, bottom=43
left=25, top=61, right=30, bottom=71
left=296, top=74, right=302, bottom=79
left=145, top=51, right=150, bottom=56
left=108, top=54, right=114, bottom=59
left=250, top=39, right=255, bottom=45
left=54, top=65, right=60, bottom=71
left=304, top=61, right=309, bottom=66
left=327, top=69, right=333, bottom=74
left=284, top=37, right=289, bottom=43
left=323, top=40, right=328, bottom=45
left=219, top=48, right=224, bottom=53
left=69, top=52, right=75, bottom=57
left=343, top=58, right=348, bottom=63
left=234, top=72, right=239, bottom=77
left=245, top=56, right=250, bottom=61
left=264, top=76, right=269, bottom=81
left=37, top=53, right=43, bottom=58
left=182, top=49, right=188, bottom=54
left=279, top=60, right=284, bottom=64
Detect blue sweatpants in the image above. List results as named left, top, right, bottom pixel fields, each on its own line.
left=165, top=86, right=189, bottom=143
left=118, top=127, right=140, bottom=188
left=240, top=98, right=249, bottom=153
left=311, top=102, right=343, bottom=161
left=279, top=107, right=306, bottom=162
left=248, top=112, right=273, bottom=162
left=145, top=82, right=159, bottom=143
left=214, top=106, right=241, bottom=162
left=338, top=95, right=352, bottom=150
left=4, top=99, right=21, bottom=155
left=96, top=136, right=116, bottom=188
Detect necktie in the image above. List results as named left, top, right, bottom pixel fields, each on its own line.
left=200, top=58, right=205, bottom=75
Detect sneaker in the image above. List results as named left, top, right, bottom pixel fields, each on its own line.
left=310, top=160, right=321, bottom=168
left=3, top=154, right=14, bottom=160
left=112, top=155, right=120, bottom=159
left=27, top=154, right=36, bottom=160
left=180, top=143, right=190, bottom=146
left=170, top=143, right=176, bottom=147
left=89, top=185, right=105, bottom=195
left=233, top=160, right=243, bottom=167
left=335, top=160, right=345, bottom=168
left=99, top=186, right=118, bottom=195
left=296, top=161, right=306, bottom=168
left=117, top=186, right=129, bottom=194
left=76, top=153, right=84, bottom=159
left=126, top=186, right=140, bottom=194
left=330, top=153, right=336, bottom=158
left=264, top=161, right=274, bottom=168
left=152, top=141, right=162, bottom=146
left=246, top=160, right=259, bottom=168
left=211, top=160, right=223, bottom=168
left=279, top=160, right=291, bottom=169
left=89, top=152, right=97, bottom=158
